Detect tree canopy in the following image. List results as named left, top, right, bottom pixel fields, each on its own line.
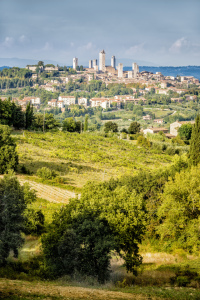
left=42, top=181, right=146, bottom=282
left=0, top=125, right=18, bottom=174
left=189, top=114, right=200, bottom=165
left=0, top=173, right=36, bottom=265
left=128, top=121, right=141, bottom=134
left=104, top=121, right=118, bottom=133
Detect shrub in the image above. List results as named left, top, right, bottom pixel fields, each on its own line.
left=37, top=167, right=57, bottom=180
left=137, top=136, right=151, bottom=148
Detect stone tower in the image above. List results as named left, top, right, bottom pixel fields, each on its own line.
left=111, top=55, right=116, bottom=69
left=99, top=50, right=106, bottom=72
left=73, top=57, right=78, bottom=70
left=118, top=63, right=123, bottom=78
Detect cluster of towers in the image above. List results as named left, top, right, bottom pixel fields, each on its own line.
left=73, top=50, right=139, bottom=79
left=88, top=50, right=116, bottom=73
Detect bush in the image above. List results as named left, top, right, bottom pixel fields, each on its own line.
left=37, top=167, right=57, bottom=180
left=0, top=125, right=18, bottom=174
left=137, top=136, right=151, bottom=148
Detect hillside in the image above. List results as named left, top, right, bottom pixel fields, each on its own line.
left=15, top=131, right=173, bottom=189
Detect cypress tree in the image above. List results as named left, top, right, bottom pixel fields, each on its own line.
left=84, top=114, right=88, bottom=131
left=189, top=114, right=200, bottom=165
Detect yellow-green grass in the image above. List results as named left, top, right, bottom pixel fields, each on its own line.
left=15, top=131, right=173, bottom=189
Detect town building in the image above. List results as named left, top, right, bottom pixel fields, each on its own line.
left=89, top=60, right=93, bottom=69
left=73, top=57, right=78, bottom=70
left=78, top=97, right=88, bottom=107
left=133, top=62, right=139, bottom=78
left=111, top=56, right=116, bottom=69
left=57, top=100, right=64, bottom=108
left=170, top=121, right=195, bottom=136
left=58, top=95, right=76, bottom=105
left=118, top=63, right=123, bottom=78
left=143, top=127, right=168, bottom=135
left=93, top=59, right=97, bottom=68
left=128, top=71, right=133, bottom=79
left=48, top=99, right=57, bottom=107
left=90, top=98, right=110, bottom=109
left=143, top=115, right=152, bottom=120
left=99, top=50, right=106, bottom=72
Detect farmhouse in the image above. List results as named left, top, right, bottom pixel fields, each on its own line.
left=170, top=121, right=195, bottom=136
left=143, top=127, right=168, bottom=135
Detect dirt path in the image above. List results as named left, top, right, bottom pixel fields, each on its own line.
left=0, top=278, right=158, bottom=300
left=0, top=175, right=80, bottom=203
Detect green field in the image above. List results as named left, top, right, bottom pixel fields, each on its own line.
left=15, top=130, right=173, bottom=189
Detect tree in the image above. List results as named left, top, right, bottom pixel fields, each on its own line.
left=42, top=208, right=115, bottom=283
left=104, top=121, right=118, bottom=133
left=84, top=114, right=88, bottom=131
left=189, top=114, right=200, bottom=165
left=128, top=122, right=141, bottom=134
left=44, top=113, right=59, bottom=130
left=178, top=123, right=193, bottom=141
left=157, top=166, right=200, bottom=252
left=0, top=173, right=35, bottom=265
left=62, top=117, right=76, bottom=132
left=13, top=105, right=25, bottom=129
left=0, top=125, right=18, bottom=174
left=38, top=61, right=44, bottom=66
left=25, top=102, right=34, bottom=129
left=42, top=182, right=146, bottom=282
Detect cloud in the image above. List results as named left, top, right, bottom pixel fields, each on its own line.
left=78, top=42, right=96, bottom=52
left=18, top=35, right=30, bottom=43
left=2, top=36, right=14, bottom=47
left=42, top=42, right=52, bottom=51
left=169, top=37, right=190, bottom=54
left=125, top=43, right=145, bottom=56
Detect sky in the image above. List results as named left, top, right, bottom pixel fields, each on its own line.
left=0, top=0, right=200, bottom=66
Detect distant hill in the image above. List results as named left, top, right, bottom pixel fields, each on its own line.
left=0, top=66, right=11, bottom=70
left=0, top=58, right=61, bottom=68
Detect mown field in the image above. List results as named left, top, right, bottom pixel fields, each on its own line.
left=14, top=130, right=173, bottom=190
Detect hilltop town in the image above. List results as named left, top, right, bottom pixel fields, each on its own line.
left=0, top=50, right=200, bottom=137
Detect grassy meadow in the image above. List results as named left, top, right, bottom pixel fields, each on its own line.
left=14, top=130, right=173, bottom=190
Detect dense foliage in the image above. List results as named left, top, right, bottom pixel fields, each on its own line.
left=0, top=125, right=18, bottom=174
left=189, top=114, right=200, bottom=165
left=42, top=182, right=146, bottom=282
left=0, top=173, right=39, bottom=264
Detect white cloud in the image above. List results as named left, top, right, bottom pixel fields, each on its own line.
left=125, top=43, right=145, bottom=56
left=18, top=35, right=29, bottom=43
left=42, top=42, right=52, bottom=51
left=70, top=42, right=74, bottom=47
left=169, top=37, right=189, bottom=54
left=78, top=42, right=96, bottom=52
left=2, top=36, right=14, bottom=47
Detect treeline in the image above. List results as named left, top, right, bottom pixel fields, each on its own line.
left=0, top=67, right=32, bottom=78
left=0, top=98, right=34, bottom=129
left=0, top=78, right=33, bottom=89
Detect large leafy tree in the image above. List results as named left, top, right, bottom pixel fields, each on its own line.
left=0, top=125, right=18, bottom=174
left=42, top=182, right=146, bottom=282
left=104, top=121, right=118, bottom=133
left=128, top=121, right=141, bottom=134
left=189, top=114, right=200, bottom=165
left=62, top=117, right=76, bottom=132
left=178, top=123, right=193, bottom=141
left=0, top=173, right=30, bottom=265
left=25, top=102, right=34, bottom=129
left=157, top=166, right=200, bottom=252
